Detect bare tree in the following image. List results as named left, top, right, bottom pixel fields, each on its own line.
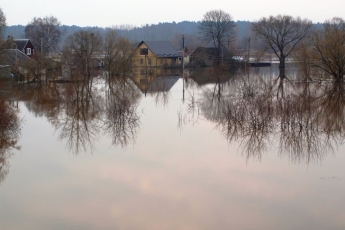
left=0, top=8, right=6, bottom=41
left=104, top=28, right=120, bottom=78
left=0, top=7, right=7, bottom=77
left=310, top=17, right=345, bottom=82
left=62, top=29, right=103, bottom=97
left=252, top=15, right=312, bottom=78
left=198, top=10, right=236, bottom=60
left=104, top=28, right=134, bottom=82
left=0, top=99, right=21, bottom=184
left=25, top=16, right=63, bottom=56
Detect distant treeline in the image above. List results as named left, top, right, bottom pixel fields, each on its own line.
left=4, top=21, right=249, bottom=49
left=5, top=21, right=203, bottom=41
left=4, top=20, right=323, bottom=51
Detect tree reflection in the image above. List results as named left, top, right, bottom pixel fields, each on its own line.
left=215, top=74, right=275, bottom=160
left=318, top=83, right=345, bottom=133
left=196, top=68, right=345, bottom=163
left=0, top=100, right=21, bottom=184
left=177, top=90, right=201, bottom=132
left=103, top=78, right=141, bottom=147
left=54, top=85, right=102, bottom=154
left=17, top=77, right=142, bottom=154
left=275, top=89, right=333, bottom=163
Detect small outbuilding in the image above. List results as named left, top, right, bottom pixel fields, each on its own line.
left=189, top=47, right=231, bottom=67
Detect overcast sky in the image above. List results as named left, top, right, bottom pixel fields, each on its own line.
left=2, top=0, right=344, bottom=27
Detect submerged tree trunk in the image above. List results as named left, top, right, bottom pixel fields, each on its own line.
left=279, top=56, right=286, bottom=79
left=335, top=74, right=344, bottom=82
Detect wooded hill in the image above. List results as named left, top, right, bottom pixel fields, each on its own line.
left=4, top=20, right=323, bottom=51
left=4, top=20, right=252, bottom=51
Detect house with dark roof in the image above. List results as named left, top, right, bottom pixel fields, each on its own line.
left=12, top=39, right=35, bottom=58
left=132, top=41, right=181, bottom=67
left=189, top=47, right=231, bottom=67
left=0, top=49, right=36, bottom=79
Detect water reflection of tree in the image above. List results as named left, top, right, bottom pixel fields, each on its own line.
left=103, top=78, right=141, bottom=147
left=0, top=100, right=21, bottom=184
left=22, top=82, right=64, bottom=118
left=58, top=99, right=101, bottom=153
left=198, top=71, right=345, bottom=163
left=275, top=90, right=332, bottom=163
left=19, top=78, right=141, bottom=154
left=215, top=75, right=275, bottom=160
left=177, top=90, right=202, bottom=132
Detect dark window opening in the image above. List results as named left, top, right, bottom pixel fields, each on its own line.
left=140, top=48, right=148, bottom=55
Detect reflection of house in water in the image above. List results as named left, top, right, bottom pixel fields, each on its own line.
left=132, top=41, right=181, bottom=67
left=131, top=68, right=180, bottom=94
left=189, top=67, right=232, bottom=86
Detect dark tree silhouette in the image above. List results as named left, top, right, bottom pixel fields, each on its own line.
left=252, top=15, right=312, bottom=78
left=198, top=10, right=236, bottom=60
left=311, top=17, right=345, bottom=81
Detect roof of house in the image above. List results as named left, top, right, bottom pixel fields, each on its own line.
left=0, top=49, right=36, bottom=66
left=190, top=47, right=231, bottom=57
left=13, top=39, right=30, bottom=51
left=139, top=41, right=180, bottom=58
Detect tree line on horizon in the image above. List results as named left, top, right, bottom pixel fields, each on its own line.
left=3, top=20, right=255, bottom=50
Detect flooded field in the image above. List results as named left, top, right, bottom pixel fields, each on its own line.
left=1, top=64, right=345, bottom=230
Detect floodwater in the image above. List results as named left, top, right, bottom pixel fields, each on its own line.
left=1, top=64, right=345, bottom=230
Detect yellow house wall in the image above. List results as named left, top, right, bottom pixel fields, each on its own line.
left=132, top=43, right=177, bottom=67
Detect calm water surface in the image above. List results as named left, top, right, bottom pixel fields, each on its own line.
left=1, top=64, right=345, bottom=230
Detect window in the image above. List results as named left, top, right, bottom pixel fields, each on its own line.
left=148, top=59, right=151, bottom=65
left=140, top=48, right=148, bottom=55
left=27, top=48, right=31, bottom=55
left=140, top=59, right=143, bottom=64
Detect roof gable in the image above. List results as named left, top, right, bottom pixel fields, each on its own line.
left=13, top=39, right=29, bottom=51
left=0, top=49, right=36, bottom=66
left=140, top=41, right=180, bottom=57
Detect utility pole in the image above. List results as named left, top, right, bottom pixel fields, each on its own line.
left=247, top=37, right=251, bottom=81
left=247, top=37, right=251, bottom=63
left=182, top=35, right=185, bottom=51
left=40, top=38, right=43, bottom=56
left=181, top=35, right=186, bottom=70
left=182, top=34, right=185, bottom=102
left=222, top=44, right=224, bottom=64
left=15, top=43, right=18, bottom=69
